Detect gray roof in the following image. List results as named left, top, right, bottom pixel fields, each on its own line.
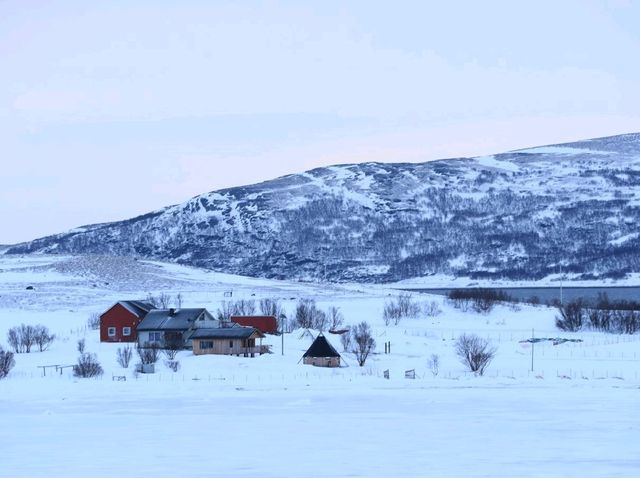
left=191, top=327, right=263, bottom=340
left=137, top=308, right=208, bottom=331
left=119, top=300, right=155, bottom=317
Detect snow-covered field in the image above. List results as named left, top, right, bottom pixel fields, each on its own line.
left=1, top=255, right=639, bottom=477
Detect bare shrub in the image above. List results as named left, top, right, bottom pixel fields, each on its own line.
left=259, top=298, right=283, bottom=317
left=7, top=328, right=21, bottom=353
left=162, top=332, right=184, bottom=360
left=328, top=306, right=344, bottom=330
left=116, top=346, right=133, bottom=368
left=87, top=313, right=101, bottom=330
left=350, top=321, right=376, bottom=366
left=555, top=300, right=585, bottom=332
left=7, top=324, right=37, bottom=353
left=33, top=325, right=55, bottom=352
left=234, top=299, right=256, bottom=316
left=217, top=299, right=257, bottom=321
left=294, top=299, right=327, bottom=330
left=73, top=353, right=104, bottom=378
left=340, top=329, right=352, bottom=352
left=137, top=343, right=160, bottom=365
left=448, top=288, right=512, bottom=314
left=146, top=292, right=182, bottom=309
left=217, top=300, right=236, bottom=321
left=165, top=360, right=180, bottom=372
left=427, top=353, right=440, bottom=377
left=424, top=301, right=442, bottom=317
left=0, top=346, right=15, bottom=379
left=455, top=334, right=496, bottom=376
left=77, top=338, right=86, bottom=354
left=383, top=292, right=420, bottom=325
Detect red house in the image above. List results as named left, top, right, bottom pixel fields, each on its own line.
left=230, top=315, right=278, bottom=334
left=100, top=301, right=154, bottom=342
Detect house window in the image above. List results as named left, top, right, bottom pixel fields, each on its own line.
left=200, top=341, right=213, bottom=350
left=108, top=327, right=116, bottom=337
left=122, top=327, right=131, bottom=336
left=149, top=332, right=163, bottom=342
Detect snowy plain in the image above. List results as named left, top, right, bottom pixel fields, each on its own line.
left=0, top=255, right=639, bottom=477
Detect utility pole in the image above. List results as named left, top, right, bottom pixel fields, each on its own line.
left=559, top=263, right=563, bottom=306
left=280, top=314, right=285, bottom=355
left=531, top=328, right=535, bottom=372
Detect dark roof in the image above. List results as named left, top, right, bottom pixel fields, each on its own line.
left=120, top=300, right=155, bottom=317
left=191, top=327, right=264, bottom=340
left=137, top=308, right=208, bottom=331
left=303, top=334, right=341, bottom=358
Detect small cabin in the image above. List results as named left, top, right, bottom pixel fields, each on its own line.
left=191, top=327, right=267, bottom=357
left=302, top=334, right=341, bottom=367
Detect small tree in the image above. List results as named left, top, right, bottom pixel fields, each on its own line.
left=350, top=321, right=375, bottom=366
left=234, top=299, right=256, bottom=316
left=87, top=313, right=101, bottom=330
left=260, top=298, right=280, bottom=316
left=294, top=299, right=327, bottom=330
left=7, top=328, right=21, bottom=353
left=7, top=325, right=37, bottom=353
left=217, top=300, right=236, bottom=321
left=33, top=325, right=55, bottom=352
left=19, top=324, right=36, bottom=353
left=116, top=346, right=133, bottom=368
left=340, top=329, right=352, bottom=352
left=137, top=343, right=160, bottom=365
left=424, top=301, right=442, bottom=317
left=0, top=346, right=15, bottom=379
left=556, top=300, right=585, bottom=332
left=73, top=352, right=103, bottom=378
left=455, top=334, right=496, bottom=376
left=162, top=332, right=183, bottom=360
left=427, top=354, right=440, bottom=377
left=383, top=293, right=420, bottom=325
left=328, top=306, right=344, bottom=330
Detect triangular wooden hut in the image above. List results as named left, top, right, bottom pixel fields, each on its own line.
left=302, top=333, right=341, bottom=367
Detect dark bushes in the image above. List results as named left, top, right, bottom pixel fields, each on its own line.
left=448, top=288, right=512, bottom=313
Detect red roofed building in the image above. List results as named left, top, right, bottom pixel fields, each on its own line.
left=230, top=315, right=278, bottom=334
left=99, top=300, right=154, bottom=342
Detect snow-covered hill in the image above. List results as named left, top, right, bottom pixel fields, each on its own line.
left=7, top=133, right=640, bottom=282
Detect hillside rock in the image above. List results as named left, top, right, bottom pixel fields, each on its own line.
left=7, top=133, right=640, bottom=282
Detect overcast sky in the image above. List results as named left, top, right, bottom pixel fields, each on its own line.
left=2, top=0, right=639, bottom=244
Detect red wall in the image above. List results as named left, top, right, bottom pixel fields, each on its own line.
left=230, top=316, right=278, bottom=334
left=100, top=303, right=144, bottom=342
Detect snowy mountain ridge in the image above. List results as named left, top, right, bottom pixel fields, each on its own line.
left=7, top=132, right=640, bottom=283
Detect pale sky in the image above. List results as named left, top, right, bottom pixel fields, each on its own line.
left=1, top=0, right=639, bottom=244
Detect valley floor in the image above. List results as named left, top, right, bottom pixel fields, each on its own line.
left=1, top=380, right=638, bottom=478
left=1, top=255, right=639, bottom=477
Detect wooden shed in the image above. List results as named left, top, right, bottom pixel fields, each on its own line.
left=302, top=333, right=341, bottom=367
left=191, top=327, right=267, bottom=357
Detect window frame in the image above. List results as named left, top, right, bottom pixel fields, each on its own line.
left=107, top=327, right=116, bottom=337
left=122, top=327, right=131, bottom=336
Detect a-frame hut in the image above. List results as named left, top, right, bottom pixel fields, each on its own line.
left=302, top=333, right=341, bottom=367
